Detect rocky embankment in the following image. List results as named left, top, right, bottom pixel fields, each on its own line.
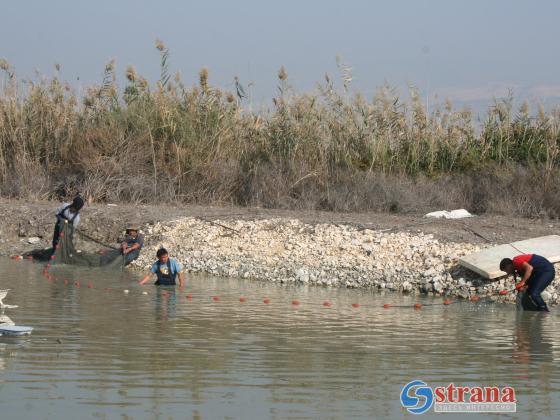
left=131, top=217, right=560, bottom=305
left=2, top=199, right=560, bottom=305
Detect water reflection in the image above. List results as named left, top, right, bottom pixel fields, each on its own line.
left=0, top=313, right=14, bottom=326
left=0, top=258, right=560, bottom=418
left=154, top=286, right=177, bottom=321
left=514, top=312, right=554, bottom=364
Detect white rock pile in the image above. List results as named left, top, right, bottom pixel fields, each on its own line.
left=131, top=217, right=560, bottom=305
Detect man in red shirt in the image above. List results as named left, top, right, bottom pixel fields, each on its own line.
left=500, top=254, right=555, bottom=312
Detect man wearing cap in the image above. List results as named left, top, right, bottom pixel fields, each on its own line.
left=120, top=225, right=144, bottom=265
left=52, top=196, right=84, bottom=248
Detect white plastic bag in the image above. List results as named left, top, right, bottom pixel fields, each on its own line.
left=425, top=209, right=473, bottom=219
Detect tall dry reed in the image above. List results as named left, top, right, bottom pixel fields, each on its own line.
left=1, top=43, right=560, bottom=216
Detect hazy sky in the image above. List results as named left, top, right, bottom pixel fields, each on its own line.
left=2, top=0, right=559, bottom=109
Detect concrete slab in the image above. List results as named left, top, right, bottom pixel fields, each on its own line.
left=459, top=235, right=560, bottom=279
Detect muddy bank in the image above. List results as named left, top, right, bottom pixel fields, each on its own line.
left=2, top=198, right=560, bottom=304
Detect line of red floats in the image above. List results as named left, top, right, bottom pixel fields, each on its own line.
left=11, top=254, right=502, bottom=311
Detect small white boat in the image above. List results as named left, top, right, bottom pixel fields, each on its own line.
left=0, top=325, right=33, bottom=336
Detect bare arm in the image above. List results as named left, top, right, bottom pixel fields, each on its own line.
left=178, top=272, right=185, bottom=288
left=123, top=242, right=141, bottom=254
left=138, top=273, right=153, bottom=285
left=515, top=262, right=533, bottom=290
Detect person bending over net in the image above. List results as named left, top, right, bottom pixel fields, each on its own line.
left=500, top=254, right=555, bottom=312
left=52, top=196, right=84, bottom=248
left=139, top=248, right=184, bottom=287
left=120, top=225, right=144, bottom=265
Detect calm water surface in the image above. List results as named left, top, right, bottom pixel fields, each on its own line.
left=1, top=258, right=559, bottom=419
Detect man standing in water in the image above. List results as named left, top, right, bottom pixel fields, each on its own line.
left=139, top=248, right=184, bottom=287
left=500, top=254, right=555, bottom=312
left=52, top=196, right=84, bottom=248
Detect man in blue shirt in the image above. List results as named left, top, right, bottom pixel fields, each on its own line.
left=139, top=248, right=184, bottom=287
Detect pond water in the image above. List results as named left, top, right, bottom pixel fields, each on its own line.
left=1, top=258, right=559, bottom=419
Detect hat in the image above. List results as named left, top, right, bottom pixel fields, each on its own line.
left=126, top=224, right=140, bottom=232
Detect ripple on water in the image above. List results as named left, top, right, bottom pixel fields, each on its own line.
left=1, top=258, right=560, bottom=418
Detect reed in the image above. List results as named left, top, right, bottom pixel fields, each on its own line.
left=1, top=45, right=560, bottom=216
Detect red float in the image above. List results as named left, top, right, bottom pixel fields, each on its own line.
left=443, top=300, right=452, bottom=305
left=212, top=296, right=220, bottom=301
left=186, top=294, right=193, bottom=300
left=239, top=296, right=247, bottom=302
left=351, top=303, right=360, bottom=308
left=499, top=290, right=508, bottom=296
left=383, top=303, right=391, bottom=309
left=292, top=300, right=300, bottom=306
left=263, top=298, right=270, bottom=304
left=323, top=301, right=332, bottom=307
left=414, top=303, right=422, bottom=310
left=470, top=295, right=480, bottom=302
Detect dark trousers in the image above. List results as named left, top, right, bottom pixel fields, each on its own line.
left=52, top=222, right=61, bottom=249
left=523, top=269, right=555, bottom=311
left=123, top=249, right=141, bottom=266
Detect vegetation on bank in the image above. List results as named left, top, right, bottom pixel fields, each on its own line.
left=1, top=42, right=559, bottom=217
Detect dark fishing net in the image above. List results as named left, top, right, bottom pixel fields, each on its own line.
left=25, top=220, right=124, bottom=269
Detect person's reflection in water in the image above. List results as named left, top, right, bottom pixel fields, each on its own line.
left=513, top=311, right=554, bottom=366
left=512, top=311, right=555, bottom=415
left=155, top=287, right=177, bottom=321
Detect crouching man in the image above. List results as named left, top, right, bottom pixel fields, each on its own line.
left=120, top=225, right=144, bottom=265
left=139, top=248, right=184, bottom=287
left=500, top=254, right=555, bottom=312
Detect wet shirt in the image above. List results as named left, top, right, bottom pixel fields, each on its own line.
left=55, top=203, right=80, bottom=228
left=150, top=258, right=182, bottom=276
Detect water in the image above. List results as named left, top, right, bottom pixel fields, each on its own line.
left=1, top=258, right=560, bottom=419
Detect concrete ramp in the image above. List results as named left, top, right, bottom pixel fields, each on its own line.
left=459, top=235, right=560, bottom=279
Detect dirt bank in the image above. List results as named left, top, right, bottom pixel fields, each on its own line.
left=1, top=198, right=558, bottom=256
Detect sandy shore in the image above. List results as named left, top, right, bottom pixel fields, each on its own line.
left=2, top=198, right=560, bottom=304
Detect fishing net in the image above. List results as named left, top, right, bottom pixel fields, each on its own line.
left=25, top=220, right=124, bottom=269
